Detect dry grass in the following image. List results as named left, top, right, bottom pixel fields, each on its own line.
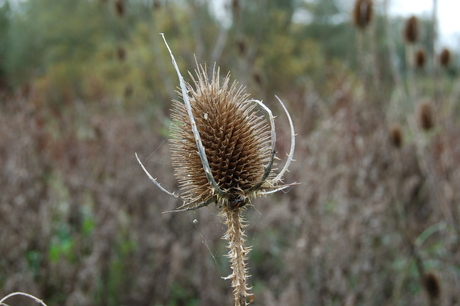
left=1, top=11, right=460, bottom=304
left=2, top=72, right=460, bottom=305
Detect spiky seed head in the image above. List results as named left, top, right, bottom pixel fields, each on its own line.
left=415, top=48, right=426, bottom=69
left=417, top=99, right=435, bottom=131
left=169, top=66, right=272, bottom=207
left=389, top=124, right=403, bottom=148
left=423, top=272, right=441, bottom=300
left=439, top=48, right=451, bottom=67
left=352, top=0, right=373, bottom=29
left=404, top=16, right=419, bottom=44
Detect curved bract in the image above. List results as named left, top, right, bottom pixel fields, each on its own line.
left=135, top=34, right=296, bottom=306
left=136, top=34, right=296, bottom=212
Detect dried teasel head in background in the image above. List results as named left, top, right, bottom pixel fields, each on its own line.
left=415, top=48, right=426, bottom=69
left=439, top=48, right=451, bottom=67
left=417, top=99, right=435, bottom=131
left=236, top=37, right=246, bottom=56
left=114, top=0, right=125, bottom=17
left=404, top=16, right=419, bottom=44
left=423, top=272, right=441, bottom=300
left=352, top=0, right=373, bottom=29
left=231, top=0, right=241, bottom=21
left=116, top=46, right=126, bottom=62
left=253, top=71, right=262, bottom=87
left=389, top=124, right=404, bottom=149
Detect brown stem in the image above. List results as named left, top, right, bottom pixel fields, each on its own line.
left=221, top=207, right=253, bottom=306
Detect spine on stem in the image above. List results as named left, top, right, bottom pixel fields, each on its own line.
left=222, top=207, right=253, bottom=306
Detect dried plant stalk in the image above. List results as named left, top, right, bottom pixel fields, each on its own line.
left=221, top=207, right=253, bottom=305
left=137, top=34, right=296, bottom=305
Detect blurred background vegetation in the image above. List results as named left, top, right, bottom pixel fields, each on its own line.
left=1, top=0, right=459, bottom=305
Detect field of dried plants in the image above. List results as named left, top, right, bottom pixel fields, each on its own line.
left=1, top=1, right=460, bottom=305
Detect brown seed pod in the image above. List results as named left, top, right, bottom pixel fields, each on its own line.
left=423, top=272, right=441, bottom=300
left=417, top=99, right=435, bottom=131
left=114, top=0, right=124, bottom=17
left=415, top=48, right=426, bottom=68
left=404, top=16, right=419, bottom=43
left=389, top=124, right=403, bottom=148
left=236, top=37, right=246, bottom=56
left=352, top=0, right=373, bottom=29
left=439, top=48, right=451, bottom=67
left=253, top=72, right=262, bottom=86
left=116, top=46, right=126, bottom=62
left=169, top=66, right=272, bottom=206
left=137, top=35, right=296, bottom=305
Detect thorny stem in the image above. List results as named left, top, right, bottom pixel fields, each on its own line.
left=221, top=207, right=253, bottom=306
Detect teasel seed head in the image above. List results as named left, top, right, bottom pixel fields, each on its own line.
left=116, top=46, right=126, bottom=62
left=404, top=16, right=419, bottom=44
left=417, top=99, right=435, bottom=131
left=352, top=0, right=373, bottom=30
left=389, top=124, right=403, bottom=149
left=415, top=48, right=426, bottom=69
left=439, top=48, right=451, bottom=67
left=114, top=0, right=125, bottom=17
left=236, top=37, right=246, bottom=56
left=137, top=35, right=296, bottom=306
left=169, top=65, right=272, bottom=209
left=423, top=272, right=441, bottom=300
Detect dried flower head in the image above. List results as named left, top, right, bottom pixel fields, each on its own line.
left=116, top=46, right=126, bottom=62
left=404, top=16, right=419, bottom=44
left=136, top=34, right=296, bottom=306
left=439, top=48, right=451, bottom=67
left=114, top=0, right=124, bottom=17
left=423, top=272, right=441, bottom=300
left=389, top=124, right=403, bottom=148
left=169, top=66, right=274, bottom=209
left=415, top=48, right=426, bottom=69
left=237, top=37, right=246, bottom=56
left=352, top=0, right=373, bottom=29
left=417, top=99, right=435, bottom=131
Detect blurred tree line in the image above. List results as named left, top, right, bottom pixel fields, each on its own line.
left=0, top=0, right=445, bottom=106
left=1, top=0, right=459, bottom=305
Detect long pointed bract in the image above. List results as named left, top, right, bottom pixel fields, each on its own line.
left=272, top=95, right=296, bottom=183
left=160, top=33, right=226, bottom=198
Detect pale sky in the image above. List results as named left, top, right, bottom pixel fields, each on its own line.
left=390, top=0, right=460, bottom=49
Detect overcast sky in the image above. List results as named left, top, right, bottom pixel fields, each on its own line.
left=389, top=0, right=460, bottom=49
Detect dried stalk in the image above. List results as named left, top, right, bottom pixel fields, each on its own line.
left=137, top=34, right=296, bottom=305
left=221, top=207, right=253, bottom=306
